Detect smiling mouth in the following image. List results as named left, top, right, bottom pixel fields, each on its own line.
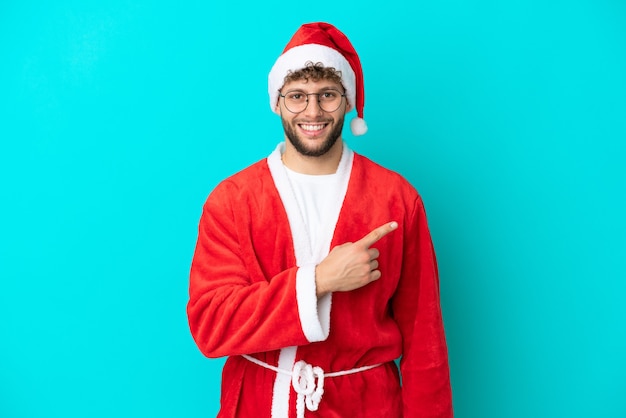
left=298, top=123, right=329, bottom=135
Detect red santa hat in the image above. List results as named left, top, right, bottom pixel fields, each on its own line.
left=268, top=22, right=368, bottom=136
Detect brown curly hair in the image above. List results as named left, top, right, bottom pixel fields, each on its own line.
left=283, top=61, right=343, bottom=86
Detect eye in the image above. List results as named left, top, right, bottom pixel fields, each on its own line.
left=287, top=92, right=305, bottom=101
left=321, top=91, right=337, bottom=99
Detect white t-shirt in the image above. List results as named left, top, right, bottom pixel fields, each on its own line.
left=283, top=166, right=344, bottom=261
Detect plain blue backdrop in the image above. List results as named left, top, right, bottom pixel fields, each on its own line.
left=1, top=1, right=625, bottom=417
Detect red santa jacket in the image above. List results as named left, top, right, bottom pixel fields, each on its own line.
left=188, top=144, right=453, bottom=417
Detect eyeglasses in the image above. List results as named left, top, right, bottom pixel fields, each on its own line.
left=279, top=89, right=346, bottom=114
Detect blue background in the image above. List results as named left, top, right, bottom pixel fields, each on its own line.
left=1, top=1, right=625, bottom=417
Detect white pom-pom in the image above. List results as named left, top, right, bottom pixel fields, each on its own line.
left=350, top=117, right=368, bottom=136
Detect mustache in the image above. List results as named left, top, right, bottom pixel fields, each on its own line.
left=293, top=117, right=333, bottom=124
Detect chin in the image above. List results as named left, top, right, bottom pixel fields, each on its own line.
left=283, top=119, right=343, bottom=158
left=289, top=135, right=338, bottom=157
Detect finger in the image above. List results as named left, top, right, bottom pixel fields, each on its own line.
left=370, top=259, right=379, bottom=271
left=357, top=221, right=398, bottom=248
left=368, top=248, right=380, bottom=261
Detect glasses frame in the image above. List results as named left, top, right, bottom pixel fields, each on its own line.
left=278, top=89, right=346, bottom=114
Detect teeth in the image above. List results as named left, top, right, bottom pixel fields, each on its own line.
left=300, top=124, right=326, bottom=131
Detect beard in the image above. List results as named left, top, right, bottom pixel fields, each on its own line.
left=281, top=116, right=344, bottom=157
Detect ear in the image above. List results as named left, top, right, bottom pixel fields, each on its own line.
left=342, top=94, right=353, bottom=113
left=274, top=91, right=283, bottom=114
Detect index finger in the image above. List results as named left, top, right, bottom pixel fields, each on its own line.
left=356, top=221, right=398, bottom=248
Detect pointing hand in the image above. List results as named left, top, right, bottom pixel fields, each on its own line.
left=315, top=222, right=398, bottom=297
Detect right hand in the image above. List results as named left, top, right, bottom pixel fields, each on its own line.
left=315, top=222, right=398, bottom=297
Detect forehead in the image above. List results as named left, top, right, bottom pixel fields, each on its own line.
left=281, top=78, right=344, bottom=92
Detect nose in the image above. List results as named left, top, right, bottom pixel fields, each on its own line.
left=302, top=94, right=323, bottom=117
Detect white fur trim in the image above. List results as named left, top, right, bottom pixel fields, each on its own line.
left=350, top=117, right=368, bottom=136
left=269, top=44, right=356, bottom=113
left=267, top=144, right=311, bottom=261
left=271, top=346, right=297, bottom=418
left=296, top=264, right=332, bottom=341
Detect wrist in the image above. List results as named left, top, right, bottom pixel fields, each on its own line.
left=315, top=265, right=329, bottom=298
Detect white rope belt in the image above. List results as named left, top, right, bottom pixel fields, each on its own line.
left=242, top=354, right=382, bottom=418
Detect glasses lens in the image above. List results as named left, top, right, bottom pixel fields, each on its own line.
left=319, top=90, right=343, bottom=113
left=283, top=92, right=307, bottom=113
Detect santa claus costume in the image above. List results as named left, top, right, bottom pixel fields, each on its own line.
left=187, top=22, right=453, bottom=418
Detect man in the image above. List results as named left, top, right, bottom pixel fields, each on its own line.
left=188, top=22, right=453, bottom=417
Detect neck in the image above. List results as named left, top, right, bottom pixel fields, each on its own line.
left=281, top=138, right=344, bottom=175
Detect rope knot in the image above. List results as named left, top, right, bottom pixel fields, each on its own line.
left=292, top=360, right=325, bottom=416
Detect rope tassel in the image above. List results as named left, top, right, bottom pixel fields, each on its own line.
left=292, top=360, right=325, bottom=416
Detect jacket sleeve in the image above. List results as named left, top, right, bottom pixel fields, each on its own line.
left=392, top=195, right=453, bottom=417
left=187, top=181, right=327, bottom=358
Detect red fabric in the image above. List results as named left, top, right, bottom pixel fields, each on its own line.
left=187, top=153, right=453, bottom=417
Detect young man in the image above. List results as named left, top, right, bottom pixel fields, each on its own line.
left=188, top=22, right=453, bottom=417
